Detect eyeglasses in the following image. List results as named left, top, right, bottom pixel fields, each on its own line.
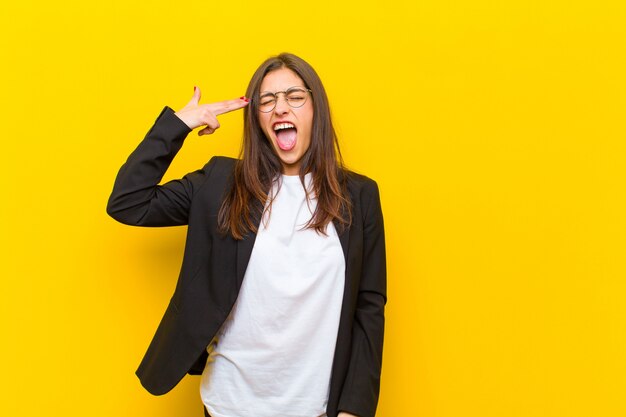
left=257, top=87, right=312, bottom=113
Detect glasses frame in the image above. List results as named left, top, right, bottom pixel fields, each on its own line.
left=256, top=87, right=312, bottom=113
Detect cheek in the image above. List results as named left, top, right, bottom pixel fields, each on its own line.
left=304, top=117, right=314, bottom=144
left=259, top=115, right=272, bottom=139
left=300, top=107, right=314, bottom=136
left=301, top=128, right=313, bottom=152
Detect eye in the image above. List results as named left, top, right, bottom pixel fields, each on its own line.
left=286, top=89, right=307, bottom=103
left=259, top=96, right=276, bottom=106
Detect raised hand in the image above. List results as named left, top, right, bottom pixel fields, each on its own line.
left=174, top=86, right=249, bottom=136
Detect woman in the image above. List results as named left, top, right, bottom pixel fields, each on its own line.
left=107, top=53, right=386, bottom=417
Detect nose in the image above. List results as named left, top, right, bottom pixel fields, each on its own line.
left=273, top=93, right=290, bottom=115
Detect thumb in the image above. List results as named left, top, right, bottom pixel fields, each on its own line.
left=188, top=85, right=201, bottom=106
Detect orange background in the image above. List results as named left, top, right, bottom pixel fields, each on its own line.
left=1, top=1, right=625, bottom=416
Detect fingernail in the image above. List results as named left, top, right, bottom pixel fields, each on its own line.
left=194, top=86, right=197, bottom=92
left=244, top=97, right=249, bottom=102
left=240, top=96, right=245, bottom=100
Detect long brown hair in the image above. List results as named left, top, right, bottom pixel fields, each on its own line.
left=218, top=53, right=352, bottom=240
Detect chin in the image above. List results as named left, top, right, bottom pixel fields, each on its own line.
left=279, top=157, right=299, bottom=169
left=276, top=155, right=302, bottom=174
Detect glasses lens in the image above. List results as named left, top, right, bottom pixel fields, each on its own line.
left=258, top=94, right=277, bottom=113
left=258, top=88, right=310, bottom=113
left=286, top=88, right=309, bottom=108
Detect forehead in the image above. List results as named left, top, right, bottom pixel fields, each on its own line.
left=260, top=67, right=305, bottom=93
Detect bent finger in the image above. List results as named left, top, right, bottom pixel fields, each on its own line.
left=198, top=126, right=217, bottom=136
left=198, top=115, right=220, bottom=136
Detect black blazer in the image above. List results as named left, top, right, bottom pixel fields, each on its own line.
left=107, top=107, right=386, bottom=417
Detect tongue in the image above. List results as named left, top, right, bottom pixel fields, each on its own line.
left=276, top=128, right=297, bottom=151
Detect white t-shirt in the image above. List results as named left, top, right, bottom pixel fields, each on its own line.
left=200, top=173, right=346, bottom=417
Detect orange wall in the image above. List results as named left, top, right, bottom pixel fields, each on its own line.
left=1, top=1, right=625, bottom=416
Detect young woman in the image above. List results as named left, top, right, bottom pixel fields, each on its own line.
left=107, top=53, right=386, bottom=417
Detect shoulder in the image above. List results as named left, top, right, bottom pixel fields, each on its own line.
left=187, top=157, right=239, bottom=197
left=342, top=169, right=381, bottom=200
left=207, top=155, right=238, bottom=168
left=203, top=156, right=238, bottom=178
left=340, top=169, right=383, bottom=223
left=341, top=170, right=385, bottom=236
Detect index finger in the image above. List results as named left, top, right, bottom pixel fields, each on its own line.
left=207, top=98, right=249, bottom=116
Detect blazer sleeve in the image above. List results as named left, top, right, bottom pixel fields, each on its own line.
left=339, top=180, right=387, bottom=417
left=106, top=106, right=214, bottom=227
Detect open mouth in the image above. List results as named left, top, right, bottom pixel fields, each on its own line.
left=273, top=122, right=297, bottom=151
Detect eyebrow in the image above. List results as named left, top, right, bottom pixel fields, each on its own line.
left=259, top=86, right=307, bottom=97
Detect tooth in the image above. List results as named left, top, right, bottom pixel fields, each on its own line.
left=274, top=123, right=295, bottom=131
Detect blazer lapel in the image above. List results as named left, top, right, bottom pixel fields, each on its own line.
left=334, top=219, right=350, bottom=263
left=237, top=203, right=351, bottom=287
left=236, top=207, right=262, bottom=287
left=236, top=232, right=256, bottom=287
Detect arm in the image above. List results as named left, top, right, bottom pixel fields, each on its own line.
left=106, top=88, right=248, bottom=226
left=106, top=106, right=197, bottom=226
left=338, top=180, right=387, bottom=417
